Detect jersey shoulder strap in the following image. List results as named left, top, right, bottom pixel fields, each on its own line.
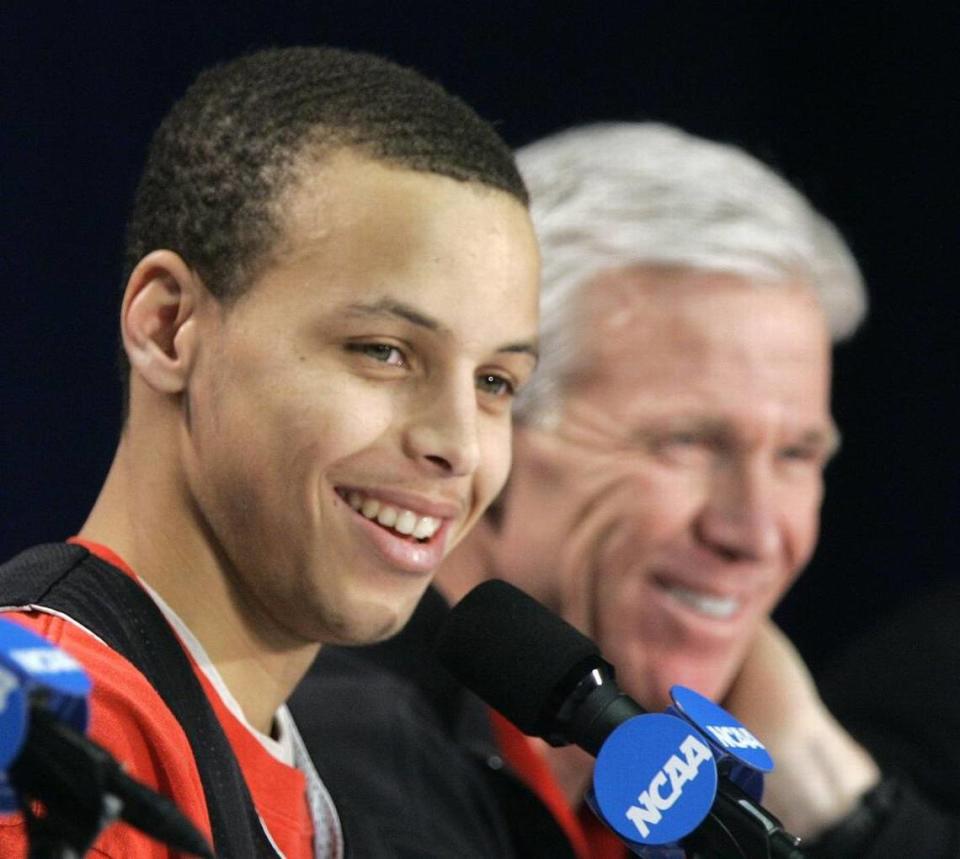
left=0, top=542, right=278, bottom=858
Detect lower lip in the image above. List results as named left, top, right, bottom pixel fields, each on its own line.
left=349, top=506, right=451, bottom=575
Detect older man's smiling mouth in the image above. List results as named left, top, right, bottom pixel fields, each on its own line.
left=655, top=577, right=742, bottom=620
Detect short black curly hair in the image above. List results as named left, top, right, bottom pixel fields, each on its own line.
left=118, top=46, right=528, bottom=409
left=124, top=45, right=528, bottom=299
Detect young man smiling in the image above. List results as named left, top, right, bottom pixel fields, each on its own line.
left=0, top=46, right=539, bottom=857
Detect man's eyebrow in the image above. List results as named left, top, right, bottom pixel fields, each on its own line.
left=343, top=298, right=539, bottom=364
left=344, top=299, right=443, bottom=332
left=630, top=417, right=843, bottom=456
left=498, top=341, right=539, bottom=364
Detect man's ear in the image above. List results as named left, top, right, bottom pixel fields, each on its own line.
left=121, top=250, right=206, bottom=394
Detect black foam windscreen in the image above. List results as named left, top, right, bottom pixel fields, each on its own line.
left=434, top=579, right=602, bottom=736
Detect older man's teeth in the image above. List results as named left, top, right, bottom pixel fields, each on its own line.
left=666, top=585, right=740, bottom=619
left=346, top=491, right=441, bottom=540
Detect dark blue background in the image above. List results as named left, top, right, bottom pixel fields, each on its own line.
left=2, top=2, right=957, bottom=668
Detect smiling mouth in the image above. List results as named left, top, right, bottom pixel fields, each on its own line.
left=339, top=489, right=443, bottom=543
left=655, top=578, right=742, bottom=620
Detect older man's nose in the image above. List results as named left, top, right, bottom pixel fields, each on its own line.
left=696, top=461, right=782, bottom=562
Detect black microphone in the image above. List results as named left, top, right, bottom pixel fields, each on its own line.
left=435, top=579, right=805, bottom=859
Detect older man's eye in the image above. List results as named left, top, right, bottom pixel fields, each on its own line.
left=349, top=343, right=406, bottom=366
left=780, top=445, right=825, bottom=466
left=656, top=431, right=706, bottom=451
left=651, top=431, right=713, bottom=464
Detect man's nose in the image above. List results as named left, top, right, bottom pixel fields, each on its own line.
left=695, top=459, right=782, bottom=562
left=402, top=378, right=481, bottom=477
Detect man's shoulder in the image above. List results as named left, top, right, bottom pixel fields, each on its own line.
left=818, top=579, right=960, bottom=810
left=819, top=578, right=960, bottom=708
left=0, top=542, right=89, bottom=602
left=3, top=607, right=205, bottom=786
left=296, top=585, right=474, bottom=740
left=0, top=607, right=211, bottom=857
left=0, top=542, right=201, bottom=792
left=290, top=589, right=523, bottom=858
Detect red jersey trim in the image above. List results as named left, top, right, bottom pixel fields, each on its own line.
left=491, top=709, right=626, bottom=859
left=60, top=539, right=314, bottom=856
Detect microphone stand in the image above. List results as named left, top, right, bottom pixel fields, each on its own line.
left=13, top=708, right=123, bottom=859
left=680, top=780, right=806, bottom=859
left=10, top=707, right=212, bottom=859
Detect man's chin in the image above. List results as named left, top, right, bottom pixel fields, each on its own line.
left=324, top=589, right=426, bottom=645
left=621, top=656, right=736, bottom=712
left=667, top=661, right=741, bottom=706
left=322, top=609, right=404, bottom=646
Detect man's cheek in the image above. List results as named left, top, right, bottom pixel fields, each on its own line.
left=488, top=430, right=515, bottom=499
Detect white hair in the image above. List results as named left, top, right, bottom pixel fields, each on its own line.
left=513, top=122, right=868, bottom=424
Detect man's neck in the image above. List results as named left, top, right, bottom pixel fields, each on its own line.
left=80, top=436, right=319, bottom=734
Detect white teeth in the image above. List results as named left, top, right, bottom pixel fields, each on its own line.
left=665, top=585, right=740, bottom=619
left=394, top=510, right=417, bottom=535
left=345, top=490, right=442, bottom=541
left=412, top=517, right=440, bottom=539
left=376, top=506, right=398, bottom=528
